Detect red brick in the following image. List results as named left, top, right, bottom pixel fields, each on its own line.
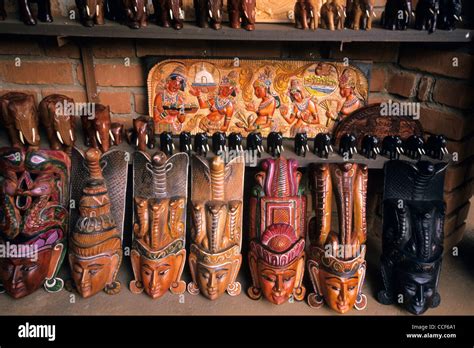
left=330, top=43, right=399, bottom=63
left=444, top=223, right=465, bottom=251
left=370, top=67, right=386, bottom=92
left=0, top=61, right=74, bottom=85
left=444, top=180, right=473, bottom=214
left=43, top=41, right=81, bottom=58
left=417, top=76, right=434, bottom=102
left=447, top=136, right=474, bottom=162
left=399, top=47, right=473, bottom=80
left=456, top=201, right=471, bottom=227
left=432, top=79, right=474, bottom=110
left=420, top=107, right=472, bottom=141
left=92, top=40, right=136, bottom=59
left=0, top=38, right=42, bottom=56
left=133, top=93, right=148, bottom=115
left=79, top=64, right=145, bottom=87
left=445, top=162, right=470, bottom=192
left=387, top=70, right=418, bottom=98
left=41, top=89, right=88, bottom=103
left=98, top=91, right=132, bottom=114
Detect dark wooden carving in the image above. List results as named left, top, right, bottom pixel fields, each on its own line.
left=76, top=0, right=105, bottom=27
left=320, top=0, right=346, bottom=30
left=122, top=0, right=148, bottom=29
left=228, top=0, right=256, bottom=31
left=152, top=0, right=184, bottom=30
left=194, top=0, right=223, bottom=29
left=346, top=0, right=375, bottom=30
left=438, top=0, right=462, bottom=30
left=415, top=0, right=439, bottom=33
left=381, top=0, right=413, bottom=30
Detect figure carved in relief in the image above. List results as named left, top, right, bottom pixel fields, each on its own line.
left=190, top=71, right=238, bottom=134
left=187, top=156, right=244, bottom=300
left=248, top=157, right=307, bottom=305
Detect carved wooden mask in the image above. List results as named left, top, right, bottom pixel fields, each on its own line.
left=307, top=163, right=368, bottom=313
left=0, top=147, right=70, bottom=298
left=130, top=151, right=188, bottom=299
left=188, top=155, right=245, bottom=300
left=247, top=157, right=307, bottom=305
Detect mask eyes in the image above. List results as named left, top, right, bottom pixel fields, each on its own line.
left=159, top=269, right=169, bottom=276
left=30, top=155, right=46, bottom=164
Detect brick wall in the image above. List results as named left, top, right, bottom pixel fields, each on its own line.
left=0, top=36, right=472, bottom=249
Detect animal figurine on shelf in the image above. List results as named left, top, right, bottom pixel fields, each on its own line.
left=228, top=132, right=243, bottom=152
left=228, top=0, right=256, bottom=31
left=0, top=92, right=40, bottom=149
left=39, top=94, right=76, bottom=155
left=247, top=132, right=263, bottom=157
left=194, top=132, right=209, bottom=156
left=320, top=0, right=346, bottom=30
left=295, top=132, right=309, bottom=157
left=0, top=0, right=6, bottom=20
left=381, top=0, right=413, bottom=30
left=130, top=151, right=188, bottom=299
left=152, top=0, right=184, bottom=30
left=294, top=0, right=311, bottom=30
left=194, top=0, right=223, bottom=29
left=160, top=131, right=174, bottom=156
left=345, top=0, right=375, bottom=30
left=76, top=0, right=105, bottom=27
left=81, top=104, right=121, bottom=153
left=404, top=134, right=425, bottom=160
left=360, top=134, right=379, bottom=159
left=313, top=133, right=333, bottom=158
left=127, top=116, right=155, bottom=152
left=248, top=156, right=307, bottom=305
left=122, top=0, right=148, bottom=29
left=179, top=131, right=192, bottom=153
left=307, top=162, right=368, bottom=313
left=338, top=133, right=357, bottom=158
left=415, top=0, right=439, bottom=33
left=437, top=0, right=462, bottom=30
left=381, top=135, right=403, bottom=160
left=378, top=160, right=448, bottom=315
left=18, top=0, right=53, bottom=25
left=0, top=147, right=71, bottom=298
left=267, top=131, right=284, bottom=157
left=212, top=132, right=226, bottom=155
left=425, top=134, right=448, bottom=160
left=187, top=155, right=245, bottom=300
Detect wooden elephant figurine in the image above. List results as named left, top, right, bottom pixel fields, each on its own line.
left=0, top=0, right=6, bottom=21
left=228, top=0, right=256, bottom=31
left=127, top=116, right=156, bottom=151
left=381, top=0, right=413, bottom=30
left=0, top=92, right=40, bottom=148
left=19, top=0, right=53, bottom=25
left=76, top=0, right=105, bottom=27
left=81, top=104, right=121, bottom=153
left=415, top=0, right=439, bottom=33
left=294, top=0, right=310, bottom=29
left=346, top=0, right=375, bottom=30
left=194, top=0, right=223, bottom=29
left=152, top=0, right=184, bottom=29
left=122, top=0, right=148, bottom=29
left=321, top=0, right=346, bottom=30
left=437, top=0, right=462, bottom=30
left=39, top=94, right=76, bottom=155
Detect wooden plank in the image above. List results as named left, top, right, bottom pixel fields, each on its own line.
left=0, top=18, right=471, bottom=43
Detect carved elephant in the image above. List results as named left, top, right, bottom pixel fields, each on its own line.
left=320, top=0, right=346, bottom=30
left=338, top=133, right=357, bottom=158
left=160, top=131, right=174, bottom=155
left=382, top=135, right=403, bottom=160
left=404, top=135, right=425, bottom=160
left=152, top=0, right=184, bottom=29
left=127, top=116, right=155, bottom=152
left=228, top=0, right=256, bottom=31
left=105, top=0, right=123, bottom=20
left=0, top=0, right=6, bottom=21
left=381, top=0, right=413, bottom=30
left=246, top=131, right=263, bottom=157
left=212, top=132, right=226, bottom=155
left=18, top=0, right=53, bottom=25
left=361, top=134, right=379, bottom=159
left=228, top=132, right=243, bottom=152
left=415, top=0, right=439, bottom=33
left=122, top=0, right=147, bottom=29
left=194, top=0, right=223, bottom=29
left=179, top=131, right=192, bottom=153
left=0, top=92, right=40, bottom=148
left=425, top=134, right=448, bottom=160
left=295, top=132, right=309, bottom=157
left=437, top=0, right=461, bottom=30
left=194, top=132, right=209, bottom=156
left=313, top=133, right=332, bottom=158
left=81, top=104, right=120, bottom=153
left=76, top=0, right=105, bottom=27
left=267, top=131, right=284, bottom=157
left=294, top=0, right=310, bottom=30
left=346, top=0, right=375, bottom=30
left=38, top=94, right=76, bottom=155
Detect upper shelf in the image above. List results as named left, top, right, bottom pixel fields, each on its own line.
left=0, top=18, right=472, bottom=43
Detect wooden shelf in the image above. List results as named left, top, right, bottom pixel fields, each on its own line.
left=0, top=18, right=472, bottom=43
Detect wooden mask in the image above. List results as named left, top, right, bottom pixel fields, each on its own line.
left=0, top=147, right=70, bottom=298
left=130, top=151, right=188, bottom=299
left=68, top=148, right=126, bottom=298
left=378, top=160, right=447, bottom=315
left=188, top=155, right=245, bottom=300
left=248, top=157, right=307, bottom=305
left=307, top=163, right=368, bottom=313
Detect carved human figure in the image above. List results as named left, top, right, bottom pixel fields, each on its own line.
left=129, top=151, right=188, bottom=299
left=68, top=148, right=122, bottom=298
left=336, top=69, right=363, bottom=118
left=0, top=147, right=70, bottom=298
left=280, top=79, right=320, bottom=137
left=187, top=155, right=245, bottom=300
left=307, top=163, right=368, bottom=313
left=378, top=161, right=447, bottom=315
left=190, top=71, right=238, bottom=134
left=248, top=157, right=307, bottom=305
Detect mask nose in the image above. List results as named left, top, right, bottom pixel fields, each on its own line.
left=207, top=273, right=217, bottom=289
left=415, top=285, right=425, bottom=306
left=273, top=276, right=284, bottom=295
left=12, top=265, right=23, bottom=285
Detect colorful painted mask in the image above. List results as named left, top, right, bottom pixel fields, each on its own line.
left=68, top=148, right=124, bottom=298
left=248, top=157, right=306, bottom=305
left=187, top=155, right=244, bottom=300
left=129, top=151, right=188, bottom=299
left=378, top=160, right=447, bottom=315
left=0, top=147, right=70, bottom=298
left=307, top=163, right=368, bottom=313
